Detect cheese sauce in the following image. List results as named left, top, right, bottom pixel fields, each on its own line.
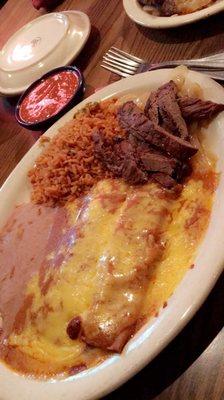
left=0, top=145, right=217, bottom=378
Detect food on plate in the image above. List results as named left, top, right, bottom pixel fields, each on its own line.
left=178, top=96, right=224, bottom=120
left=138, top=0, right=216, bottom=16
left=28, top=100, right=125, bottom=206
left=28, top=81, right=224, bottom=206
left=80, top=183, right=174, bottom=352
left=0, top=76, right=223, bottom=377
left=19, top=70, right=80, bottom=124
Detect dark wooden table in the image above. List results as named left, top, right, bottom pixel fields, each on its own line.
left=0, top=1, right=223, bottom=399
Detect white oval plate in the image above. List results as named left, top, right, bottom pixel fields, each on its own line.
left=0, top=11, right=90, bottom=96
left=0, top=69, right=224, bottom=400
left=123, top=0, right=224, bottom=28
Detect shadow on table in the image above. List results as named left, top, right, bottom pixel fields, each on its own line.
left=104, top=271, right=224, bottom=400
left=136, top=11, right=224, bottom=49
left=0, top=0, right=8, bottom=9
left=71, top=25, right=101, bottom=97
left=74, top=25, right=101, bottom=73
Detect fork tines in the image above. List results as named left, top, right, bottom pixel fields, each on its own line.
left=101, top=47, right=144, bottom=77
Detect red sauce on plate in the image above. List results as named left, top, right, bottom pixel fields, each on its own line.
left=19, top=71, right=79, bottom=123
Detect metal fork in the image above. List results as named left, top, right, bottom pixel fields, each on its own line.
left=101, top=47, right=224, bottom=81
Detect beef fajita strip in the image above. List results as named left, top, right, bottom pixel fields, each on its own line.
left=144, top=82, right=224, bottom=128
left=178, top=96, right=224, bottom=122
left=138, top=0, right=164, bottom=5
left=80, top=184, right=173, bottom=352
left=144, top=90, right=160, bottom=124
left=118, top=101, right=198, bottom=160
left=139, top=150, right=190, bottom=181
left=93, top=129, right=148, bottom=184
left=144, top=81, right=188, bottom=139
left=152, top=172, right=177, bottom=188
left=160, top=0, right=178, bottom=15
left=93, top=129, right=188, bottom=186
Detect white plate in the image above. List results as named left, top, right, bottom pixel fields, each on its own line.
left=123, top=0, right=224, bottom=28
left=0, top=11, right=90, bottom=96
left=0, top=69, right=224, bottom=400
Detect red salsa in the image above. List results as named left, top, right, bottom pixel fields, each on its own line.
left=19, top=71, right=79, bottom=123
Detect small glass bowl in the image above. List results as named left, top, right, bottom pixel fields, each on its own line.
left=15, top=66, right=84, bottom=131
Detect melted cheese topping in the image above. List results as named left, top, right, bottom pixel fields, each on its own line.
left=176, top=0, right=215, bottom=14
left=2, top=144, right=217, bottom=378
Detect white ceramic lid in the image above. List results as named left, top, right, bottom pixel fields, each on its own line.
left=0, top=11, right=90, bottom=96
left=1, top=13, right=69, bottom=72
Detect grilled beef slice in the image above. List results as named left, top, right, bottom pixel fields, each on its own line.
left=140, top=150, right=178, bottom=175
left=139, top=149, right=191, bottom=181
left=92, top=129, right=123, bottom=176
left=144, top=81, right=188, bottom=139
left=144, top=90, right=160, bottom=124
left=94, top=83, right=224, bottom=191
left=118, top=101, right=198, bottom=160
left=138, top=0, right=164, bottom=5
left=178, top=97, right=224, bottom=122
left=93, top=126, right=187, bottom=187
left=138, top=0, right=178, bottom=16
left=117, top=140, right=148, bottom=184
left=93, top=126, right=191, bottom=187
left=152, top=172, right=177, bottom=189
left=93, top=129, right=148, bottom=184
left=161, top=0, right=178, bottom=15
left=122, top=158, right=148, bottom=184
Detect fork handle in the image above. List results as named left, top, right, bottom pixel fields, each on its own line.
left=152, top=60, right=224, bottom=70
left=140, top=61, right=224, bottom=71
left=139, top=52, right=224, bottom=71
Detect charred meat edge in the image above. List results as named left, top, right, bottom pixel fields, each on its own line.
left=144, top=81, right=188, bottom=140
left=117, top=101, right=198, bottom=161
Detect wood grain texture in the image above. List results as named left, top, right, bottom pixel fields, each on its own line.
left=0, top=1, right=223, bottom=399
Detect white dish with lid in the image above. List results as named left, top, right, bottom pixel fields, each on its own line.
left=0, top=11, right=90, bottom=96
left=123, top=0, right=224, bottom=28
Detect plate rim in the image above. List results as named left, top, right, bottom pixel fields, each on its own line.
left=0, top=69, right=224, bottom=400
left=123, top=0, right=224, bottom=28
